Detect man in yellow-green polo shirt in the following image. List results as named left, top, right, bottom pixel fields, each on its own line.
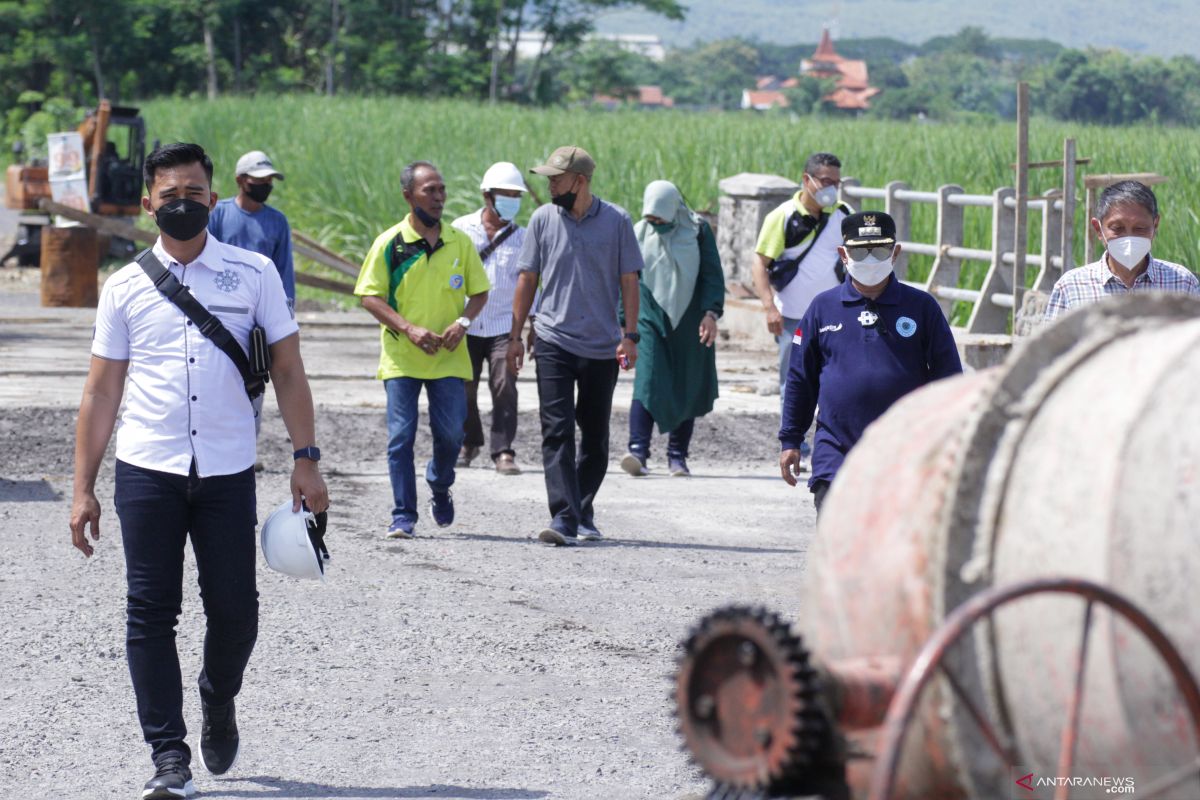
left=355, top=160, right=489, bottom=539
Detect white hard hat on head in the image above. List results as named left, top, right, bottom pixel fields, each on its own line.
left=480, top=161, right=528, bottom=193
left=261, top=499, right=330, bottom=580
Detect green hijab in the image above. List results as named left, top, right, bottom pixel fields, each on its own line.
left=634, top=180, right=701, bottom=329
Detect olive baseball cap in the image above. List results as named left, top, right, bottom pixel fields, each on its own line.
left=530, top=146, right=595, bottom=178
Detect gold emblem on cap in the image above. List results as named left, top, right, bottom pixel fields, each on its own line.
left=863, top=214, right=877, bottom=225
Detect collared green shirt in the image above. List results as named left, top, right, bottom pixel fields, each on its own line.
left=355, top=216, right=489, bottom=380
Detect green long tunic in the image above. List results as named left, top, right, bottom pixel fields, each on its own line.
left=632, top=220, right=725, bottom=434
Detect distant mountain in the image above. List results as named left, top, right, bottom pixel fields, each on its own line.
left=594, top=0, right=1200, bottom=58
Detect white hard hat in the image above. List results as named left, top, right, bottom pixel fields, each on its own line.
left=261, top=500, right=329, bottom=580
left=480, top=161, right=527, bottom=193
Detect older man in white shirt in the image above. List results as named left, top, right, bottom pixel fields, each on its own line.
left=452, top=161, right=533, bottom=474
left=68, top=142, right=328, bottom=800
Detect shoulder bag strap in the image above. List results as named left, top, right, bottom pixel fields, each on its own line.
left=135, top=248, right=265, bottom=399
left=477, top=222, right=517, bottom=263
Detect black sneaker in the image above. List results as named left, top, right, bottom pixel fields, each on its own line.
left=199, top=699, right=239, bottom=775
left=142, top=752, right=195, bottom=799
left=668, top=457, right=691, bottom=477
left=430, top=490, right=455, bottom=528
left=537, top=525, right=578, bottom=546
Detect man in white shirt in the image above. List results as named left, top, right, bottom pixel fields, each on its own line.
left=452, top=161, right=531, bottom=475
left=751, top=151, right=853, bottom=471
left=68, top=142, right=328, bottom=800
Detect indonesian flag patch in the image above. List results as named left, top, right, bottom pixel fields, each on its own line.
left=792, top=325, right=803, bottom=346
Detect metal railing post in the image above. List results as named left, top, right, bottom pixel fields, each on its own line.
left=966, top=187, right=1016, bottom=334
left=885, top=180, right=911, bottom=281
left=925, top=184, right=965, bottom=320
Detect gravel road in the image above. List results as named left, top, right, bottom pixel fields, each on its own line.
left=0, top=284, right=817, bottom=800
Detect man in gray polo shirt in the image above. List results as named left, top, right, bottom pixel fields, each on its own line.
left=507, top=145, right=643, bottom=546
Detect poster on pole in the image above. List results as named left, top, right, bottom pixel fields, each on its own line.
left=47, top=131, right=89, bottom=226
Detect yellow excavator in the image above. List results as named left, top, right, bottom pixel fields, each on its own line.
left=3, top=100, right=145, bottom=265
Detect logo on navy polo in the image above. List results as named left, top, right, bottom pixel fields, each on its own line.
left=214, top=269, right=240, bottom=292
left=896, top=316, right=917, bottom=337
left=449, top=274, right=464, bottom=289
left=857, top=309, right=879, bottom=327
left=819, top=323, right=843, bottom=333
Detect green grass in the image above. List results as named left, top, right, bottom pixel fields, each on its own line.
left=139, top=95, right=1200, bottom=311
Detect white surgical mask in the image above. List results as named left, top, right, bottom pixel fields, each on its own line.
left=1106, top=235, right=1152, bottom=270
left=492, top=195, right=522, bottom=222
left=845, top=253, right=893, bottom=286
left=811, top=183, right=839, bottom=209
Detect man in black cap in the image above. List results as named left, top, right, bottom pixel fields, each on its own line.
left=507, top=145, right=644, bottom=545
left=777, top=211, right=963, bottom=513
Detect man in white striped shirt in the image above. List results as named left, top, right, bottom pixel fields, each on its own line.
left=452, top=162, right=532, bottom=474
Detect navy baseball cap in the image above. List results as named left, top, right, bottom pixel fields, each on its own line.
left=842, top=211, right=897, bottom=247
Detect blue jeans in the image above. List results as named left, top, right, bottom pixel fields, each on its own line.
left=113, top=459, right=258, bottom=765
left=628, top=398, right=694, bottom=461
left=385, top=376, right=466, bottom=525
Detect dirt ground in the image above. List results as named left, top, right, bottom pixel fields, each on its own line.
left=0, top=251, right=816, bottom=799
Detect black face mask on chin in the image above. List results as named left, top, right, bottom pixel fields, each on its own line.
left=153, top=198, right=210, bottom=241
left=551, top=177, right=579, bottom=211
left=413, top=205, right=440, bottom=228
left=245, top=182, right=272, bottom=203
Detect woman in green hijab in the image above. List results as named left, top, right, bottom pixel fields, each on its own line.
left=620, top=180, right=724, bottom=477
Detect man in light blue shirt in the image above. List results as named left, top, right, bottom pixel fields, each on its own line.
left=208, top=150, right=295, bottom=451
left=208, top=150, right=295, bottom=309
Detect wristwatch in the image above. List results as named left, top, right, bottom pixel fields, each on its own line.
left=293, top=446, right=321, bottom=463
left=623, top=331, right=641, bottom=344
left=456, top=316, right=473, bottom=330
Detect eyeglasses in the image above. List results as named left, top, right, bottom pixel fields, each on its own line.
left=808, top=176, right=841, bottom=189
left=846, top=245, right=894, bottom=261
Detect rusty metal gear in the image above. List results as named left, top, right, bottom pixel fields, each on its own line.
left=675, top=606, right=825, bottom=792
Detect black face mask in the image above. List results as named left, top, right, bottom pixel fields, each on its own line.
left=153, top=198, right=210, bottom=241
left=245, top=182, right=272, bottom=203
left=413, top=205, right=440, bottom=227
left=551, top=177, right=578, bottom=211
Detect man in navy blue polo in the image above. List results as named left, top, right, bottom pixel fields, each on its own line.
left=778, top=211, right=962, bottom=513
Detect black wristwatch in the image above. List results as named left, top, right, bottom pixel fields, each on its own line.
left=293, top=446, right=321, bottom=463
left=623, top=331, right=641, bottom=344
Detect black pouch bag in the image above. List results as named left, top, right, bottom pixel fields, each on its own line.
left=767, top=210, right=830, bottom=292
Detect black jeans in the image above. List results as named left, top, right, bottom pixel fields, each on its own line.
left=628, top=398, right=694, bottom=461
left=535, top=339, right=619, bottom=535
left=464, top=333, right=519, bottom=459
left=114, top=459, right=258, bottom=765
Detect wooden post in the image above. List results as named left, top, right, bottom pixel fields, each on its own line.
left=1060, top=137, right=1076, bottom=274
left=1012, top=81, right=1030, bottom=324
left=1084, top=187, right=1096, bottom=264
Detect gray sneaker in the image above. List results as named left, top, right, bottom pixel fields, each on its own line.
left=578, top=523, right=604, bottom=542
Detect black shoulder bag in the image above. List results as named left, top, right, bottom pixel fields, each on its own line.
left=767, top=210, right=831, bottom=292
left=135, top=249, right=271, bottom=400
